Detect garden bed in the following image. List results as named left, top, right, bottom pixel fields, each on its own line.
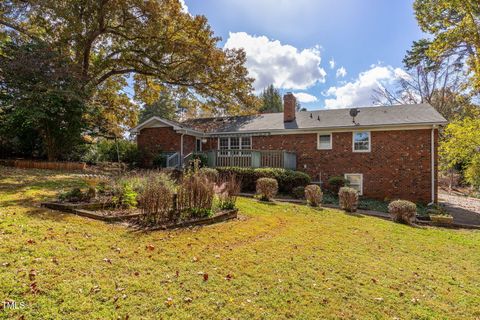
left=41, top=201, right=238, bottom=226
left=41, top=202, right=142, bottom=222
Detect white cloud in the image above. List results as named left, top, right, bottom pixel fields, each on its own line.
left=293, top=92, right=318, bottom=103
left=329, top=58, right=335, bottom=69
left=324, top=65, right=404, bottom=109
left=336, top=66, right=347, bottom=78
left=224, top=32, right=326, bottom=91
left=179, top=0, right=189, bottom=13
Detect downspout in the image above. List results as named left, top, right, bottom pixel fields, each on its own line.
left=429, top=125, right=437, bottom=205
left=180, top=133, right=184, bottom=167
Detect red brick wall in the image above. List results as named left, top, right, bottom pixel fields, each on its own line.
left=252, top=129, right=438, bottom=203
left=138, top=126, right=438, bottom=203
left=136, top=127, right=196, bottom=166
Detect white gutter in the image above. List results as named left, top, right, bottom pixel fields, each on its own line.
left=429, top=125, right=437, bottom=204
left=180, top=133, right=184, bottom=166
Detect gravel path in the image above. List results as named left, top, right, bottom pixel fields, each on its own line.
left=439, top=191, right=480, bottom=226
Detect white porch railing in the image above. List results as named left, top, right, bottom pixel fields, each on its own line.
left=203, top=149, right=296, bottom=170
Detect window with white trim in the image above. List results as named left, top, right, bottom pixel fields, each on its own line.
left=352, top=131, right=371, bottom=152
left=317, top=133, right=332, bottom=150
left=344, top=173, right=363, bottom=195
left=218, top=136, right=252, bottom=155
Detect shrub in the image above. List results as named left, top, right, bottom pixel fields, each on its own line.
left=152, top=153, right=167, bottom=168
left=215, top=174, right=241, bottom=210
left=388, top=200, right=417, bottom=225
left=292, top=186, right=305, bottom=199
left=328, top=176, right=348, bottom=193
left=177, top=172, right=215, bottom=219
left=256, top=177, right=278, bottom=201
left=111, top=176, right=143, bottom=209
left=338, top=187, right=359, bottom=212
left=58, top=188, right=89, bottom=203
left=83, top=175, right=108, bottom=199
left=79, top=139, right=141, bottom=166
left=138, top=173, right=176, bottom=225
left=305, top=185, right=322, bottom=207
left=199, top=167, right=219, bottom=182
left=216, top=167, right=310, bottom=193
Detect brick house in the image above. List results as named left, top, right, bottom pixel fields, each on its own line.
left=132, top=93, right=447, bottom=203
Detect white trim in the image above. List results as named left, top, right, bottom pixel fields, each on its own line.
left=210, top=123, right=446, bottom=136
left=317, top=132, right=332, bottom=150
left=352, top=131, right=371, bottom=153
left=344, top=173, right=363, bottom=195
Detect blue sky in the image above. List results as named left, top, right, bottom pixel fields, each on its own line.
left=184, top=0, right=425, bottom=110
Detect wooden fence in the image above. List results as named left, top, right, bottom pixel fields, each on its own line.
left=7, top=160, right=87, bottom=171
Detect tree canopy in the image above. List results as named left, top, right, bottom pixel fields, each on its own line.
left=0, top=39, right=86, bottom=160
left=414, top=0, right=480, bottom=92
left=0, top=0, right=257, bottom=127
left=259, top=85, right=283, bottom=113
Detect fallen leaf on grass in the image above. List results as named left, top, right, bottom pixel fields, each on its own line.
left=165, top=297, right=173, bottom=306
left=90, top=286, right=101, bottom=293
left=30, top=282, right=40, bottom=294
left=146, top=244, right=155, bottom=251
left=203, top=273, right=209, bottom=281
left=28, top=269, right=36, bottom=281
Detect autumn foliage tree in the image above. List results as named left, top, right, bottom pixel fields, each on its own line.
left=0, top=0, right=257, bottom=158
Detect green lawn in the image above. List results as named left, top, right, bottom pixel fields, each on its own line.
left=1, top=167, right=479, bottom=319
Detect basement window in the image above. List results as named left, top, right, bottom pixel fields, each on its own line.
left=344, top=173, right=363, bottom=195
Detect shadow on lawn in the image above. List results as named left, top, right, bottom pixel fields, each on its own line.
left=25, top=207, right=69, bottom=222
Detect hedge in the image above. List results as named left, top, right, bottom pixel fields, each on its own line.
left=216, top=167, right=311, bottom=193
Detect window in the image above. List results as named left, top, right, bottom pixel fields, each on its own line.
left=317, top=133, right=332, bottom=150
left=353, top=131, right=371, bottom=152
left=218, top=136, right=252, bottom=155
left=219, top=137, right=229, bottom=150
left=195, top=138, right=202, bottom=152
left=230, top=137, right=240, bottom=150
left=344, top=173, right=363, bottom=195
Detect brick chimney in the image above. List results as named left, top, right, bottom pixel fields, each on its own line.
left=283, top=92, right=296, bottom=122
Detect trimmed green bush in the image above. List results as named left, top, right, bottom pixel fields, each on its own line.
left=338, top=187, right=359, bottom=212
left=256, top=177, right=278, bottom=201
left=388, top=200, right=417, bottom=225
left=305, top=185, right=322, bottom=207
left=292, top=186, right=305, bottom=199
left=328, top=176, right=348, bottom=193
left=216, top=167, right=310, bottom=193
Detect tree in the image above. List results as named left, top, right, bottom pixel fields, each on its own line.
left=439, top=114, right=480, bottom=188
left=259, top=85, right=283, bottom=113
left=1, top=0, right=257, bottom=134
left=139, top=90, right=178, bottom=123
left=0, top=39, right=86, bottom=160
left=414, top=0, right=480, bottom=92
left=373, top=39, right=474, bottom=120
